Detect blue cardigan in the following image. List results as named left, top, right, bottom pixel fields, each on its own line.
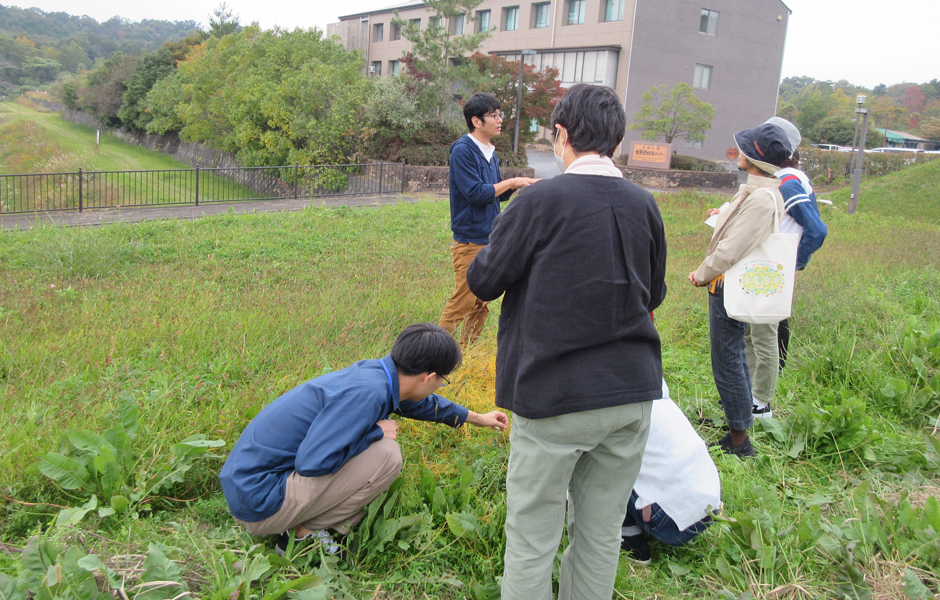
left=218, top=355, right=469, bottom=522
left=448, top=135, right=514, bottom=244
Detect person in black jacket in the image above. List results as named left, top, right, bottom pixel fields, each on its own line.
left=467, top=83, right=667, bottom=600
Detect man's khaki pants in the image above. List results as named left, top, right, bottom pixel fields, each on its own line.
left=501, top=402, right=652, bottom=600
left=439, top=241, right=489, bottom=345
left=237, top=438, right=402, bottom=536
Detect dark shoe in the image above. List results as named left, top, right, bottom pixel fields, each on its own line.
left=620, top=533, right=651, bottom=566
left=711, top=433, right=756, bottom=457
left=275, top=530, right=316, bottom=556
left=752, top=404, right=773, bottom=419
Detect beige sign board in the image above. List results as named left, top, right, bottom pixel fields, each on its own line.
left=627, top=141, right=673, bottom=170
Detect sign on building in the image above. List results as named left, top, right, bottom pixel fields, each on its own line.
left=627, top=142, right=672, bottom=170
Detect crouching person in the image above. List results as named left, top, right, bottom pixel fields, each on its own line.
left=620, top=380, right=721, bottom=565
left=219, top=323, right=508, bottom=555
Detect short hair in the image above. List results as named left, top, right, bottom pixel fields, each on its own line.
left=550, top=84, right=625, bottom=158
left=780, top=148, right=801, bottom=170
left=391, top=323, right=462, bottom=376
left=464, top=93, right=501, bottom=132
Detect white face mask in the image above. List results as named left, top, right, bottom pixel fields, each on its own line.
left=553, top=130, right=567, bottom=173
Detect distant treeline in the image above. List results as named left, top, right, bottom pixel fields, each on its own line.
left=777, top=76, right=940, bottom=145
left=0, top=4, right=200, bottom=93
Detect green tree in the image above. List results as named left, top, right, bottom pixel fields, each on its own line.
left=630, top=82, right=714, bottom=144
left=145, top=26, right=371, bottom=167
left=393, top=0, right=490, bottom=119
left=207, top=3, right=242, bottom=38
left=77, top=52, right=137, bottom=127
left=118, top=48, right=175, bottom=131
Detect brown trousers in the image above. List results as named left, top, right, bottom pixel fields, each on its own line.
left=237, top=438, right=403, bottom=536
left=439, top=241, right=489, bottom=345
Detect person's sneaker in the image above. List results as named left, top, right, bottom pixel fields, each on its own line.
left=752, top=404, right=773, bottom=419
left=275, top=529, right=343, bottom=557
left=711, top=432, right=756, bottom=457
left=620, top=533, right=651, bottom=566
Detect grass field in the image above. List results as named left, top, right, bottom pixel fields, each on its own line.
left=0, top=154, right=939, bottom=597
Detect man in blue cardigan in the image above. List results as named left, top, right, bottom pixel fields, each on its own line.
left=219, top=323, right=507, bottom=554
left=438, top=93, right=536, bottom=345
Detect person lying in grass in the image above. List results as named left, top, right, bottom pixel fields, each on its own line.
left=218, top=322, right=508, bottom=555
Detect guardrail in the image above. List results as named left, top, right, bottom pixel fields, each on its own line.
left=0, top=162, right=406, bottom=214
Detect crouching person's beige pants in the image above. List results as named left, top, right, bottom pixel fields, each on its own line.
left=236, top=438, right=403, bottom=536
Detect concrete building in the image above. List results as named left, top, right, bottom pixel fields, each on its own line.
left=329, top=0, right=791, bottom=162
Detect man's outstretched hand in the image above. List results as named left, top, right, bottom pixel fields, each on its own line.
left=466, top=410, right=509, bottom=431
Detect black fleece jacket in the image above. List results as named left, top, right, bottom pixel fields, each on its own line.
left=466, top=174, right=667, bottom=419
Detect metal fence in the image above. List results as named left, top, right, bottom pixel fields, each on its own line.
left=0, top=162, right=406, bottom=214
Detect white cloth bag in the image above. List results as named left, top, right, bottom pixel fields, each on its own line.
left=723, top=192, right=799, bottom=324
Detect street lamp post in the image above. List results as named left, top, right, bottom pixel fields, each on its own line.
left=849, top=95, right=869, bottom=215
left=513, top=50, right=537, bottom=158
left=847, top=94, right=864, bottom=177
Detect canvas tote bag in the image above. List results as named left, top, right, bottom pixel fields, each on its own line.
left=723, top=190, right=799, bottom=324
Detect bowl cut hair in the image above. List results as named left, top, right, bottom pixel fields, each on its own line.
left=391, top=323, right=462, bottom=376
left=464, top=93, right=502, bottom=132
left=551, top=84, right=625, bottom=158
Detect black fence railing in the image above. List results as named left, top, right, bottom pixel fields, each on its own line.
left=0, top=162, right=406, bottom=214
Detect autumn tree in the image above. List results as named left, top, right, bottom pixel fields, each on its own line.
left=393, top=0, right=490, bottom=120
left=465, top=51, right=564, bottom=146
left=630, top=82, right=714, bottom=144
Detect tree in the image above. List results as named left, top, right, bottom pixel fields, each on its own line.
left=118, top=48, right=175, bottom=131
left=145, top=26, right=372, bottom=167
left=393, top=0, right=490, bottom=119
left=630, top=82, right=714, bottom=144
left=919, top=117, right=940, bottom=140
left=207, top=3, right=242, bottom=38
left=77, top=52, right=137, bottom=127
left=902, top=86, right=925, bottom=114
left=464, top=52, right=563, bottom=146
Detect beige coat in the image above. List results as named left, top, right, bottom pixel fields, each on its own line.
left=693, top=174, right=785, bottom=286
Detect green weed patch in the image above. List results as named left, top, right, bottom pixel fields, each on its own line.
left=0, top=177, right=938, bottom=598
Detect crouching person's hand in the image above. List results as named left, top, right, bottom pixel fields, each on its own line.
left=467, top=410, right=509, bottom=431
left=378, top=419, right=399, bottom=440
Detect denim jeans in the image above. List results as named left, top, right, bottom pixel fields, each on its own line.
left=621, top=491, right=712, bottom=546
left=709, top=286, right=754, bottom=431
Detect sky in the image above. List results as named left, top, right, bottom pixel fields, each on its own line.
left=11, top=0, right=939, bottom=88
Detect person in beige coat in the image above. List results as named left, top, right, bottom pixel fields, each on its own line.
left=688, top=122, right=790, bottom=457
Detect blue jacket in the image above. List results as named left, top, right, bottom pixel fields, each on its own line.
left=218, top=355, right=469, bottom=522
left=778, top=174, right=827, bottom=270
left=449, top=135, right=514, bottom=244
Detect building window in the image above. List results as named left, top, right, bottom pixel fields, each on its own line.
left=391, top=22, right=401, bottom=41
left=429, top=15, right=443, bottom=29
left=410, top=18, right=421, bottom=30
left=504, top=6, right=519, bottom=30
left=604, top=0, right=624, bottom=22
left=567, top=0, right=586, bottom=25
left=389, top=60, right=400, bottom=76
left=373, top=23, right=384, bottom=42
left=533, top=2, right=551, bottom=28
left=700, top=9, right=719, bottom=36
left=477, top=9, right=491, bottom=32
left=686, top=140, right=703, bottom=148
left=452, top=13, right=465, bottom=34
left=693, top=64, right=712, bottom=89
left=502, top=50, right=614, bottom=85
left=370, top=61, right=382, bottom=75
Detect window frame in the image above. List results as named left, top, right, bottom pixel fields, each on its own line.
left=693, top=63, right=713, bottom=89
left=533, top=2, right=551, bottom=28
left=504, top=5, right=520, bottom=30
left=391, top=22, right=401, bottom=41
left=699, top=9, right=719, bottom=36
left=389, top=60, right=400, bottom=76
left=373, top=23, right=384, bottom=42
left=410, top=17, right=421, bottom=30
left=477, top=9, right=491, bottom=32
left=567, top=0, right=586, bottom=25
left=452, top=13, right=466, bottom=35
left=603, top=0, right=624, bottom=22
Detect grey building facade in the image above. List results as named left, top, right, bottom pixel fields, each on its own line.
left=329, top=0, right=790, bottom=162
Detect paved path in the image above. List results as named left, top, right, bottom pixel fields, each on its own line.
left=527, top=148, right=560, bottom=180
left=0, top=192, right=443, bottom=231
